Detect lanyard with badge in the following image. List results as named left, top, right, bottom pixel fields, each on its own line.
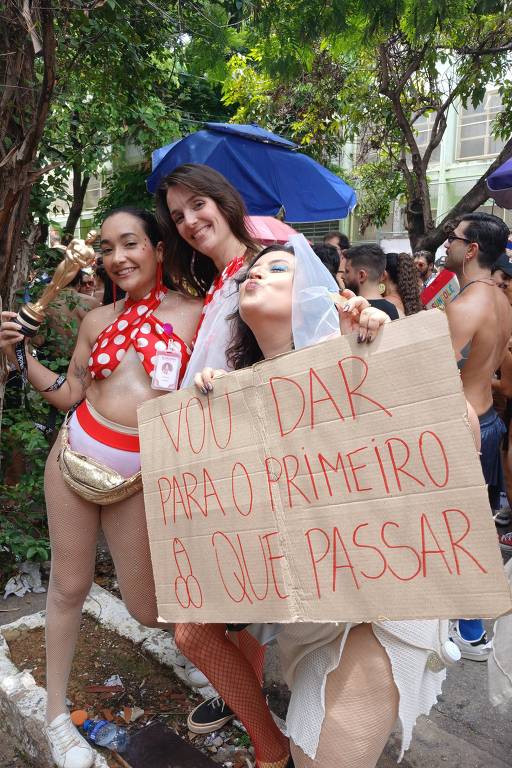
left=151, top=323, right=182, bottom=391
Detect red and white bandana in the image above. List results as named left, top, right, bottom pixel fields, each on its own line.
left=192, top=254, right=246, bottom=344
left=88, top=286, right=191, bottom=383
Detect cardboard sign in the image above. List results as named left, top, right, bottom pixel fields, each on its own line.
left=138, top=311, right=511, bottom=623
left=420, top=269, right=459, bottom=310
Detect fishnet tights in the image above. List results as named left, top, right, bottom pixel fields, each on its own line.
left=44, top=438, right=165, bottom=723
left=290, top=624, right=399, bottom=768
left=175, top=623, right=289, bottom=767
left=227, top=628, right=265, bottom=686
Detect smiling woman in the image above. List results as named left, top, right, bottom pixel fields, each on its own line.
left=155, top=164, right=260, bottom=385
left=99, top=208, right=164, bottom=299
left=0, top=207, right=203, bottom=768
left=156, top=168, right=298, bottom=768
left=155, top=163, right=258, bottom=296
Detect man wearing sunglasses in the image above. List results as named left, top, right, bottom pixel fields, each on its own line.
left=443, top=212, right=512, bottom=661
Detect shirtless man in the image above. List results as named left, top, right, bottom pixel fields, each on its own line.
left=444, top=212, right=512, bottom=660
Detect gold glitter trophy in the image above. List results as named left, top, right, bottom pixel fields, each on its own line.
left=16, top=231, right=98, bottom=336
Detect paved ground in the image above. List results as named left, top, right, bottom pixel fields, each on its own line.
left=380, top=637, right=512, bottom=768
left=1, top=561, right=510, bottom=768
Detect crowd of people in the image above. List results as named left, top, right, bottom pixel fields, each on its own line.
left=1, top=163, right=512, bottom=768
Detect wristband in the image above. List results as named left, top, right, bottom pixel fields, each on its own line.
left=42, top=374, right=66, bottom=392
left=15, top=341, right=66, bottom=392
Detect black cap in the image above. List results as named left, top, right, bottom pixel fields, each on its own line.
left=492, top=252, right=512, bottom=278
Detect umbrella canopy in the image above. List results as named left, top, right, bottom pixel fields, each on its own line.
left=486, top=158, right=512, bottom=209
left=245, top=216, right=298, bottom=244
left=147, top=122, right=356, bottom=222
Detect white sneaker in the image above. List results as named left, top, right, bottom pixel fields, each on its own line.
left=184, top=660, right=209, bottom=687
left=449, top=621, right=492, bottom=662
left=46, top=713, right=95, bottom=768
left=493, top=508, right=512, bottom=526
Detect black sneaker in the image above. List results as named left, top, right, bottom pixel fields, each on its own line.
left=187, top=696, right=235, bottom=734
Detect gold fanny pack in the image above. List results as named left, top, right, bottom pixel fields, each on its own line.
left=58, top=413, right=142, bottom=505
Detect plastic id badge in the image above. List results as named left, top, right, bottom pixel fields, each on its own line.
left=151, top=345, right=182, bottom=391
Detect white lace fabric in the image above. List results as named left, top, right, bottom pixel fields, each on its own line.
left=279, top=620, right=448, bottom=761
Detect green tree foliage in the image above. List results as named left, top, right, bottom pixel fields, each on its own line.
left=37, top=0, right=244, bottom=240
left=224, top=0, right=512, bottom=249
left=0, top=247, right=78, bottom=583
left=94, top=165, right=152, bottom=222
left=39, top=1, right=181, bottom=241
left=1, top=1, right=245, bottom=582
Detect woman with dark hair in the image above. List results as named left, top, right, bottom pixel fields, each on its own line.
left=383, top=252, right=423, bottom=317
left=155, top=163, right=260, bottom=382
left=155, top=163, right=257, bottom=294
left=156, top=164, right=295, bottom=768
left=194, top=237, right=466, bottom=768
left=1, top=207, right=202, bottom=768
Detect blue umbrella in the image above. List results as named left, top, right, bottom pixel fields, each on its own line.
left=486, top=158, right=512, bottom=209
left=146, top=122, right=356, bottom=222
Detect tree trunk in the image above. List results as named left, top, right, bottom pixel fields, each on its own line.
left=0, top=3, right=56, bottom=444
left=405, top=199, right=427, bottom=252
left=63, top=111, right=91, bottom=244
left=62, top=166, right=91, bottom=244
left=0, top=188, right=33, bottom=311
left=0, top=3, right=56, bottom=308
left=414, top=136, right=512, bottom=253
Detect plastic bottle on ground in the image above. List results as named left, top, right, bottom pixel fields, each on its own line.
left=82, top=719, right=129, bottom=752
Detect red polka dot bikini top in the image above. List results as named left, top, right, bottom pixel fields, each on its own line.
left=88, top=286, right=191, bottom=384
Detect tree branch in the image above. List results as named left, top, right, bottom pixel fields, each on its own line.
left=0, top=48, right=24, bottom=142
left=378, top=42, right=424, bottom=173
left=423, top=72, right=471, bottom=168
left=17, top=4, right=56, bottom=164
left=25, top=161, right=61, bottom=185
left=437, top=42, right=512, bottom=55
left=420, top=136, right=512, bottom=251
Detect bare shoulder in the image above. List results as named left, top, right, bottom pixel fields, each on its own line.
left=79, top=301, right=120, bottom=341
left=445, top=291, right=477, bottom=323
left=446, top=288, right=488, bottom=320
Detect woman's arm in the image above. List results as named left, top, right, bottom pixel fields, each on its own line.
left=1, top=310, right=95, bottom=411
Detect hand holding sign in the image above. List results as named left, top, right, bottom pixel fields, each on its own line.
left=337, top=290, right=390, bottom=342
left=138, top=311, right=511, bottom=624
